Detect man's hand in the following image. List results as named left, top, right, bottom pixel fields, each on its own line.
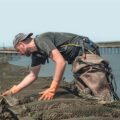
left=39, top=88, right=56, bottom=100
left=38, top=81, right=59, bottom=100
left=38, top=49, right=65, bottom=101
left=2, top=85, right=20, bottom=96
left=2, top=90, right=12, bottom=96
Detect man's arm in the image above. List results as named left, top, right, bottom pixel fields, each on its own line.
left=17, top=65, right=41, bottom=89
left=2, top=65, right=41, bottom=96
left=50, top=48, right=66, bottom=83
left=39, top=48, right=66, bottom=100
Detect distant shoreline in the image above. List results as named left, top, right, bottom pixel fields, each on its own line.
left=97, top=41, right=120, bottom=47
left=1, top=41, right=120, bottom=49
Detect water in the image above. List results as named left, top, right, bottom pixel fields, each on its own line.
left=8, top=55, right=73, bottom=81
left=100, top=48, right=120, bottom=97
left=8, top=48, right=120, bottom=97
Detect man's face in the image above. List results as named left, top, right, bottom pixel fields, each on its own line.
left=16, top=42, right=31, bottom=56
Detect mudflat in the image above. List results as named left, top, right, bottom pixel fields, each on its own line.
left=0, top=63, right=120, bottom=120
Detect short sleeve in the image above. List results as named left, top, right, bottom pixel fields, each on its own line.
left=35, top=35, right=56, bottom=56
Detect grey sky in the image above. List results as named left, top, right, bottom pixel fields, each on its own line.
left=0, top=0, right=120, bottom=47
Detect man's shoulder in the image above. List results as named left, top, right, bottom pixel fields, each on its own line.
left=37, top=32, right=55, bottom=37
left=36, top=32, right=80, bottom=37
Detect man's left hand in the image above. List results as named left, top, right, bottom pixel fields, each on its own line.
left=39, top=88, right=56, bottom=100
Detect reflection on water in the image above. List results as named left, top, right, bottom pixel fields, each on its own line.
left=99, top=47, right=120, bottom=54
left=100, top=48, right=120, bottom=97
left=0, top=54, right=21, bottom=63
left=2, top=47, right=120, bottom=97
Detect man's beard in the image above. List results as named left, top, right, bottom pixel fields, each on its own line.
left=25, top=49, right=31, bottom=57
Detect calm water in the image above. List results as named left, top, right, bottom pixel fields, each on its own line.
left=8, top=48, right=120, bottom=97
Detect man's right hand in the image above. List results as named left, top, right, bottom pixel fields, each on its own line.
left=2, top=89, right=12, bottom=96
left=2, top=85, right=20, bottom=96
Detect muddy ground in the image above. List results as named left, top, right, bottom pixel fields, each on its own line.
left=0, top=62, right=120, bottom=120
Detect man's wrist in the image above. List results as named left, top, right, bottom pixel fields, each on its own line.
left=50, top=80, right=59, bottom=92
left=10, top=85, right=21, bottom=94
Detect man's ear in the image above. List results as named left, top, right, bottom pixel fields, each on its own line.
left=19, top=41, right=25, bottom=47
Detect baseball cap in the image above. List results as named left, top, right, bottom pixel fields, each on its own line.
left=13, top=33, right=33, bottom=48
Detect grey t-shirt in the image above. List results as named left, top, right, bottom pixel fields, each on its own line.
left=31, top=32, right=85, bottom=67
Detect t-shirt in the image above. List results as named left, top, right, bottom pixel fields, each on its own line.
left=31, top=32, right=93, bottom=67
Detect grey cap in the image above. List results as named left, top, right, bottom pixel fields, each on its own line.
left=13, top=33, right=33, bottom=48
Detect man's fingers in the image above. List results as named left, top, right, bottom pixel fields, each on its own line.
left=39, top=89, right=48, bottom=95
left=38, top=89, right=55, bottom=101
left=39, top=94, right=46, bottom=100
left=38, top=90, right=46, bottom=100
left=47, top=96, right=53, bottom=100
left=39, top=91, right=44, bottom=95
left=2, top=90, right=12, bottom=96
left=41, top=96, right=48, bottom=100
left=2, top=91, right=8, bottom=96
left=39, top=93, right=54, bottom=100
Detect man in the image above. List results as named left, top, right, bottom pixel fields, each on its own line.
left=2, top=32, right=116, bottom=101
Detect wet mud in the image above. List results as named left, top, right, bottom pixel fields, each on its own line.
left=0, top=63, right=120, bottom=120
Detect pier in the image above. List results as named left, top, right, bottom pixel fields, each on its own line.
left=0, top=48, right=18, bottom=63
left=0, top=48, right=18, bottom=55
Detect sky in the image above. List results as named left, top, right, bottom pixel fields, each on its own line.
left=0, top=0, right=120, bottom=47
